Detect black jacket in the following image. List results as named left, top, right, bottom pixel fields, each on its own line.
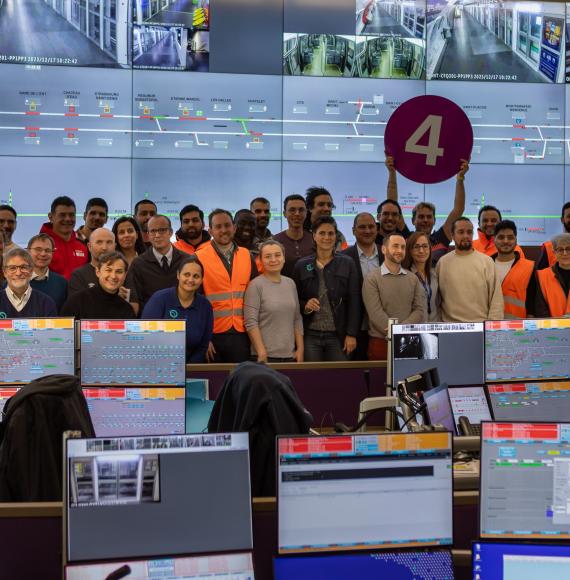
left=207, top=362, right=312, bottom=496
left=293, top=253, right=361, bottom=341
left=0, top=374, right=94, bottom=501
left=342, top=243, right=383, bottom=288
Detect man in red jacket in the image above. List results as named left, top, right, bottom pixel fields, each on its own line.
left=40, top=196, right=88, bottom=280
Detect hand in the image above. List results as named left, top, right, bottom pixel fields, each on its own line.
left=118, top=286, right=130, bottom=302
left=457, top=158, right=469, bottom=178
left=294, top=348, right=304, bottom=363
left=206, top=341, right=216, bottom=363
left=304, top=298, right=320, bottom=314
left=385, top=155, right=396, bottom=174
left=343, top=336, right=357, bottom=355
left=256, top=349, right=268, bottom=363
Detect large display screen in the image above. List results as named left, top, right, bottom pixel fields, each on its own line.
left=66, top=432, right=252, bottom=562
left=1, top=0, right=569, bottom=247
left=277, top=432, right=453, bottom=554
left=480, top=422, right=570, bottom=540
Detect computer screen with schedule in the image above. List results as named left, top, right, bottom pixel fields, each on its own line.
left=277, top=432, right=453, bottom=554
left=80, top=320, right=186, bottom=386
left=0, top=318, right=75, bottom=385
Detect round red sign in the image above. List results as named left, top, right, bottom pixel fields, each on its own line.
left=384, top=95, right=473, bottom=184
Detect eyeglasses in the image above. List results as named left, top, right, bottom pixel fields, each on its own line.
left=412, top=244, right=430, bottom=251
left=148, top=227, right=170, bottom=236
left=28, top=247, right=54, bottom=254
left=554, top=246, right=570, bottom=255
left=4, top=265, right=32, bottom=273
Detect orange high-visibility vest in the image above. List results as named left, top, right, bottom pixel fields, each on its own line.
left=501, top=257, right=535, bottom=319
left=474, top=230, right=526, bottom=258
left=540, top=240, right=557, bottom=268
left=537, top=267, right=570, bottom=318
left=174, top=237, right=210, bottom=255
left=197, top=243, right=251, bottom=333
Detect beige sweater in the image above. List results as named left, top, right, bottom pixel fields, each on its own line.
left=436, top=250, right=504, bottom=322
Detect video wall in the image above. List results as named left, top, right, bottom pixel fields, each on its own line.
left=0, top=0, right=569, bottom=245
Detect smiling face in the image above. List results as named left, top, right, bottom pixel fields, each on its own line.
left=494, top=228, right=517, bottom=256
left=313, top=222, right=336, bottom=253
left=284, top=199, right=307, bottom=229
left=479, top=209, right=501, bottom=237
left=116, top=221, right=138, bottom=251
left=311, top=194, right=334, bottom=222
left=96, top=258, right=127, bottom=294
left=209, top=212, right=235, bottom=246
left=4, top=255, right=32, bottom=294
left=378, top=202, right=400, bottom=234
left=0, top=209, right=17, bottom=244
left=260, top=243, right=285, bottom=274
left=28, top=237, right=54, bottom=270
left=177, top=261, right=204, bottom=294
left=251, top=200, right=271, bottom=230
left=353, top=213, right=377, bottom=247
left=382, top=235, right=406, bottom=266
left=409, top=234, right=431, bottom=266
left=413, top=207, right=436, bottom=235
left=49, top=204, right=76, bottom=239
left=234, top=213, right=256, bottom=248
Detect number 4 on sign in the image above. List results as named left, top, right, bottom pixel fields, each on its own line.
left=404, top=115, right=444, bottom=166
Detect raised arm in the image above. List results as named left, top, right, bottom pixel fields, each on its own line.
left=386, top=155, right=398, bottom=202
left=441, top=159, right=469, bottom=241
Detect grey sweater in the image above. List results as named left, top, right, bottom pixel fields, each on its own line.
left=362, top=267, right=426, bottom=338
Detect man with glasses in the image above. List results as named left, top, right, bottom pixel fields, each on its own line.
left=537, top=202, right=570, bottom=270
left=127, top=214, right=186, bottom=309
left=0, top=248, right=57, bottom=318
left=0, top=205, right=19, bottom=254
left=304, top=186, right=347, bottom=251
left=27, top=233, right=68, bottom=312
left=536, top=233, right=570, bottom=317
left=273, top=194, right=313, bottom=277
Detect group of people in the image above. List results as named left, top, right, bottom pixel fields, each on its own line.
left=1, top=158, right=569, bottom=363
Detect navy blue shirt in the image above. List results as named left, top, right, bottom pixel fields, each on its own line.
left=142, top=287, right=213, bottom=363
left=0, top=288, right=57, bottom=318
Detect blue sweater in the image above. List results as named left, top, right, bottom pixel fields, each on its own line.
left=0, top=289, right=57, bottom=318
left=142, top=287, right=213, bottom=363
left=30, top=273, right=68, bottom=313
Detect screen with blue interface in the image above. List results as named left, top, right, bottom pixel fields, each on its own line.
left=488, top=382, right=570, bottom=422
left=392, top=322, right=485, bottom=387
left=83, top=387, right=186, bottom=437
left=274, top=551, right=453, bottom=580
left=472, top=541, right=570, bottom=580
left=277, top=432, right=453, bottom=554
left=485, top=319, right=570, bottom=382
left=480, top=422, right=570, bottom=540
left=66, top=552, right=255, bottom=580
left=66, top=432, right=252, bottom=562
left=80, top=320, right=186, bottom=387
left=0, top=318, right=75, bottom=385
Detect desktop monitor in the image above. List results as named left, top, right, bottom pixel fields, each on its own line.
left=0, top=388, right=20, bottom=420
left=66, top=432, right=252, bottom=562
left=391, top=322, right=485, bottom=386
left=480, top=422, right=570, bottom=540
left=487, top=382, right=570, bottom=423
left=0, top=318, right=75, bottom=384
left=422, top=384, right=456, bottom=434
left=83, top=387, right=186, bottom=437
left=277, top=432, right=453, bottom=554
left=472, top=541, right=570, bottom=579
left=274, top=550, right=453, bottom=580
left=485, top=318, right=570, bottom=382
left=448, top=386, right=493, bottom=432
left=80, top=320, right=186, bottom=387
left=65, top=552, right=255, bottom=580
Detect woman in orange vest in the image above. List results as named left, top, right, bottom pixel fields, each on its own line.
left=536, top=233, right=570, bottom=318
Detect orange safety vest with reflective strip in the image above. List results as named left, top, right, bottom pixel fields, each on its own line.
left=501, top=257, right=535, bottom=319
left=541, top=240, right=557, bottom=268
left=196, top=243, right=251, bottom=333
left=174, top=237, right=210, bottom=255
left=537, top=267, right=570, bottom=318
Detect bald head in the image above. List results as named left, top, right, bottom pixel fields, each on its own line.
left=88, top=227, right=116, bottom=264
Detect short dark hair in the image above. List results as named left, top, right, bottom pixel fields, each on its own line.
left=451, top=216, right=473, bottom=234
left=148, top=214, right=172, bottom=229
left=208, top=208, right=233, bottom=228
left=50, top=196, right=76, bottom=214
left=0, top=205, right=17, bottom=219
left=562, top=201, right=570, bottom=218
left=478, top=205, right=502, bottom=223
left=382, top=232, right=406, bottom=247
left=377, top=199, right=403, bottom=215
left=134, top=199, right=157, bottom=215
left=178, top=254, right=204, bottom=275
left=494, top=219, right=517, bottom=238
left=283, top=194, right=305, bottom=213
left=412, top=201, right=436, bottom=223
left=179, top=204, right=204, bottom=223
left=250, top=197, right=270, bottom=209
left=233, top=209, right=255, bottom=224
left=97, top=251, right=128, bottom=270
left=305, top=186, right=332, bottom=210
left=112, top=216, right=146, bottom=255
left=312, top=215, right=337, bottom=233
left=85, top=197, right=108, bottom=213
left=27, top=233, right=54, bottom=249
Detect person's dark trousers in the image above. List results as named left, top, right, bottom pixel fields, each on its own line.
left=351, top=331, right=369, bottom=361
left=304, top=330, right=348, bottom=362
left=212, top=332, right=251, bottom=363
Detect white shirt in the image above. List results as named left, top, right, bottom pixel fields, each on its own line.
left=5, top=285, right=32, bottom=312
left=152, top=245, right=174, bottom=267
left=357, top=244, right=380, bottom=277
left=31, top=269, right=50, bottom=281
left=380, top=263, right=408, bottom=276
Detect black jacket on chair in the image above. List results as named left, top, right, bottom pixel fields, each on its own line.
left=0, top=374, right=94, bottom=502
left=207, top=362, right=313, bottom=497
